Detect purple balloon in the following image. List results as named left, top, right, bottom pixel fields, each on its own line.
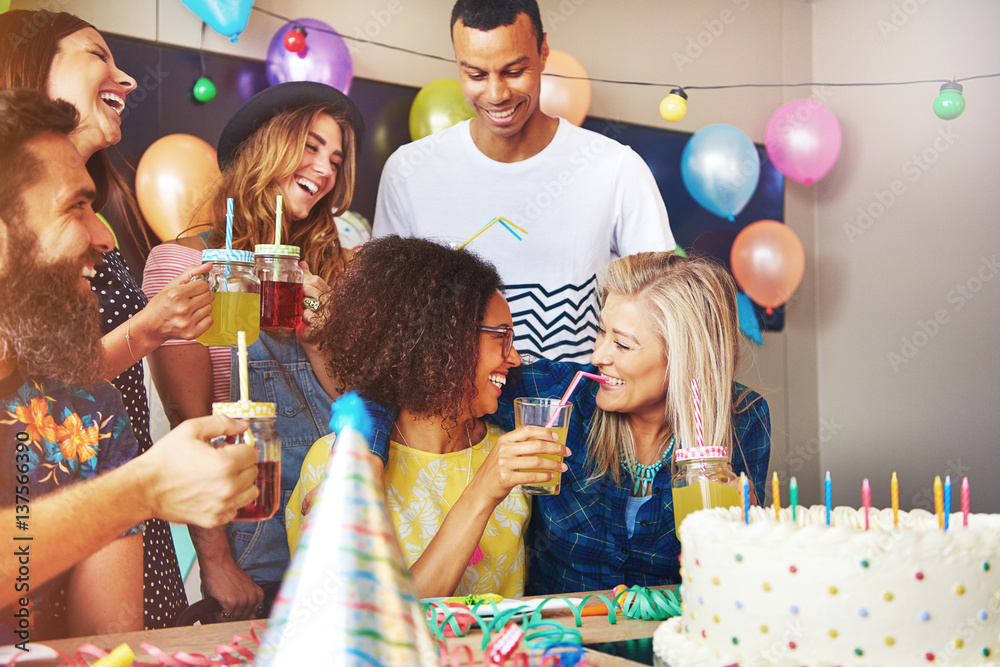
left=266, top=18, right=353, bottom=94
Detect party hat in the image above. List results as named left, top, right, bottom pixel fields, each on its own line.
left=254, top=393, right=437, bottom=666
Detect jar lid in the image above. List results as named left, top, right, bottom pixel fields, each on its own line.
left=254, top=243, right=301, bottom=258
left=675, top=445, right=729, bottom=462
left=202, top=248, right=255, bottom=264
left=212, top=400, right=276, bottom=418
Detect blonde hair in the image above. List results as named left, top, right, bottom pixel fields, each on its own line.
left=197, top=105, right=357, bottom=285
left=586, top=252, right=754, bottom=486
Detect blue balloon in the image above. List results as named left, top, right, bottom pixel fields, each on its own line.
left=181, top=0, right=252, bottom=43
left=681, top=124, right=760, bottom=221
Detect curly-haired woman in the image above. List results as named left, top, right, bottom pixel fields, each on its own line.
left=286, top=236, right=567, bottom=598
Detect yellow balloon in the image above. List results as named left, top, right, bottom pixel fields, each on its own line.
left=659, top=92, right=687, bottom=122
left=408, top=78, right=474, bottom=141
left=0, top=0, right=10, bottom=14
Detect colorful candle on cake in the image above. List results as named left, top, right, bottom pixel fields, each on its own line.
left=862, top=478, right=871, bottom=531
left=932, top=475, right=944, bottom=530
left=824, top=471, right=832, bottom=526
left=944, top=475, right=952, bottom=531
left=741, top=472, right=749, bottom=524
left=962, top=477, right=970, bottom=527
left=891, top=471, right=899, bottom=528
left=789, top=476, right=798, bottom=522
left=772, top=472, right=780, bottom=520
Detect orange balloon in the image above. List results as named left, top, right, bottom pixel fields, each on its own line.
left=540, top=49, right=591, bottom=126
left=136, top=134, right=221, bottom=241
left=730, top=220, right=805, bottom=314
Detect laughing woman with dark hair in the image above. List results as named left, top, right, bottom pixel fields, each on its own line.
left=286, top=236, right=568, bottom=598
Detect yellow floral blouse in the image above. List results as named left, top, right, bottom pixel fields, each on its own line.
left=286, top=422, right=530, bottom=598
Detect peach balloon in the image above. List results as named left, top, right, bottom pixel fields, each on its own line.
left=540, top=49, right=591, bottom=126
left=730, top=220, right=805, bottom=315
left=136, top=134, right=221, bottom=241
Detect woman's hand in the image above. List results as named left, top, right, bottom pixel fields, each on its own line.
left=296, top=260, right=330, bottom=347
left=469, top=426, right=570, bottom=507
left=139, top=262, right=214, bottom=343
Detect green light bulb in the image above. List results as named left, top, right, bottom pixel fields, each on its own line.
left=933, top=82, right=965, bottom=120
left=192, top=77, right=217, bottom=104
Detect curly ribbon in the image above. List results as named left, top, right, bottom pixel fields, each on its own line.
left=2, top=621, right=268, bottom=667
left=612, top=585, right=682, bottom=621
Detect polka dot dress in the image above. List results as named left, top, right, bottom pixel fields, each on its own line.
left=92, top=247, right=188, bottom=629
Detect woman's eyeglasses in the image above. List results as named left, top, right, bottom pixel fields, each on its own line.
left=480, top=325, right=514, bottom=358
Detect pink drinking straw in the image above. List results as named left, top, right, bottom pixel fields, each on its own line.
left=962, top=477, right=970, bottom=527
left=862, top=478, right=871, bottom=531
left=690, top=378, right=704, bottom=448
left=544, top=371, right=611, bottom=428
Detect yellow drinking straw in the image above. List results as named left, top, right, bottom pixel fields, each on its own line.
left=772, top=472, right=780, bottom=520
left=891, top=471, right=899, bottom=527
left=933, top=475, right=944, bottom=529
left=237, top=331, right=255, bottom=447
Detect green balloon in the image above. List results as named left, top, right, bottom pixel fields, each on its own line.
left=408, top=78, right=474, bottom=141
left=0, top=0, right=10, bottom=14
left=933, top=89, right=965, bottom=120
left=192, top=77, right=217, bottom=103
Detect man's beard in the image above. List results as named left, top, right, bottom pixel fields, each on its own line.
left=0, top=227, right=105, bottom=388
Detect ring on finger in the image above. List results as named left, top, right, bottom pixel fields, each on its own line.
left=303, top=296, right=320, bottom=312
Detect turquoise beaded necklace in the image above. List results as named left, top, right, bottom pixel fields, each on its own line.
left=621, top=435, right=676, bottom=496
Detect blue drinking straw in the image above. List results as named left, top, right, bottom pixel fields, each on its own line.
left=825, top=471, right=832, bottom=526
left=225, top=198, right=234, bottom=251
left=944, top=475, right=952, bottom=531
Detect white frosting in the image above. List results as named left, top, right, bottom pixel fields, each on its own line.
left=652, top=506, right=1000, bottom=667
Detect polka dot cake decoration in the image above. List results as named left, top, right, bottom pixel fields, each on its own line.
left=653, top=505, right=1000, bottom=667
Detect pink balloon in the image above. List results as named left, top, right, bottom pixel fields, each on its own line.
left=765, top=99, right=841, bottom=186
left=540, top=50, right=591, bottom=126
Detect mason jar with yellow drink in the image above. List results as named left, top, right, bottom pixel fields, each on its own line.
left=513, top=397, right=571, bottom=495
left=671, top=445, right=741, bottom=534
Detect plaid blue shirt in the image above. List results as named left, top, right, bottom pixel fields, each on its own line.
left=361, top=359, right=770, bottom=595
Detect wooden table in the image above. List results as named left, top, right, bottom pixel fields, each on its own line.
left=32, top=588, right=666, bottom=666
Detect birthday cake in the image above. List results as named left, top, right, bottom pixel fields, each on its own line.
left=652, top=505, right=1000, bottom=667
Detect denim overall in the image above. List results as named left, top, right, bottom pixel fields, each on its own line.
left=227, top=330, right=333, bottom=585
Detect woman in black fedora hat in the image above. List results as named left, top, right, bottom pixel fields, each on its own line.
left=143, top=81, right=365, bottom=622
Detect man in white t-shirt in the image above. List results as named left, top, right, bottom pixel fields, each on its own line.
left=374, top=0, right=673, bottom=363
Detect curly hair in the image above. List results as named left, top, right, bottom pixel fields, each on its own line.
left=450, top=0, right=544, bottom=52
left=316, top=236, right=503, bottom=423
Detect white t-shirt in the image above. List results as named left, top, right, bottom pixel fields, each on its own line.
left=373, top=118, right=673, bottom=363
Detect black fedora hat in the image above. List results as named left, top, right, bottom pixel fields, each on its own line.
left=217, top=81, right=364, bottom=170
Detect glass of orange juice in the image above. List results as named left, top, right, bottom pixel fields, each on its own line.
left=514, top=397, right=571, bottom=495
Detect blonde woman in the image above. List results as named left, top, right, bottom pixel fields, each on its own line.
left=143, top=82, right=362, bottom=620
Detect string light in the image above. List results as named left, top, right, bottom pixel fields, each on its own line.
left=190, top=23, right=216, bottom=104
left=659, top=88, right=687, bottom=121
left=283, top=26, right=307, bottom=53
left=933, top=81, right=966, bottom=120
left=249, top=6, right=997, bottom=119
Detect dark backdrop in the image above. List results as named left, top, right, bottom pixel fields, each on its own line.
left=104, top=33, right=784, bottom=329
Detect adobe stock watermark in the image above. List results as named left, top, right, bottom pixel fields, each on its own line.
left=672, top=0, right=752, bottom=73
left=910, top=459, right=970, bottom=512
left=788, top=416, right=845, bottom=474
left=541, top=0, right=590, bottom=30
left=347, top=0, right=413, bottom=57
left=120, top=65, right=170, bottom=120
left=887, top=254, right=998, bottom=372
left=3, top=0, right=74, bottom=49
left=877, top=0, right=933, bottom=39
left=844, top=126, right=959, bottom=244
